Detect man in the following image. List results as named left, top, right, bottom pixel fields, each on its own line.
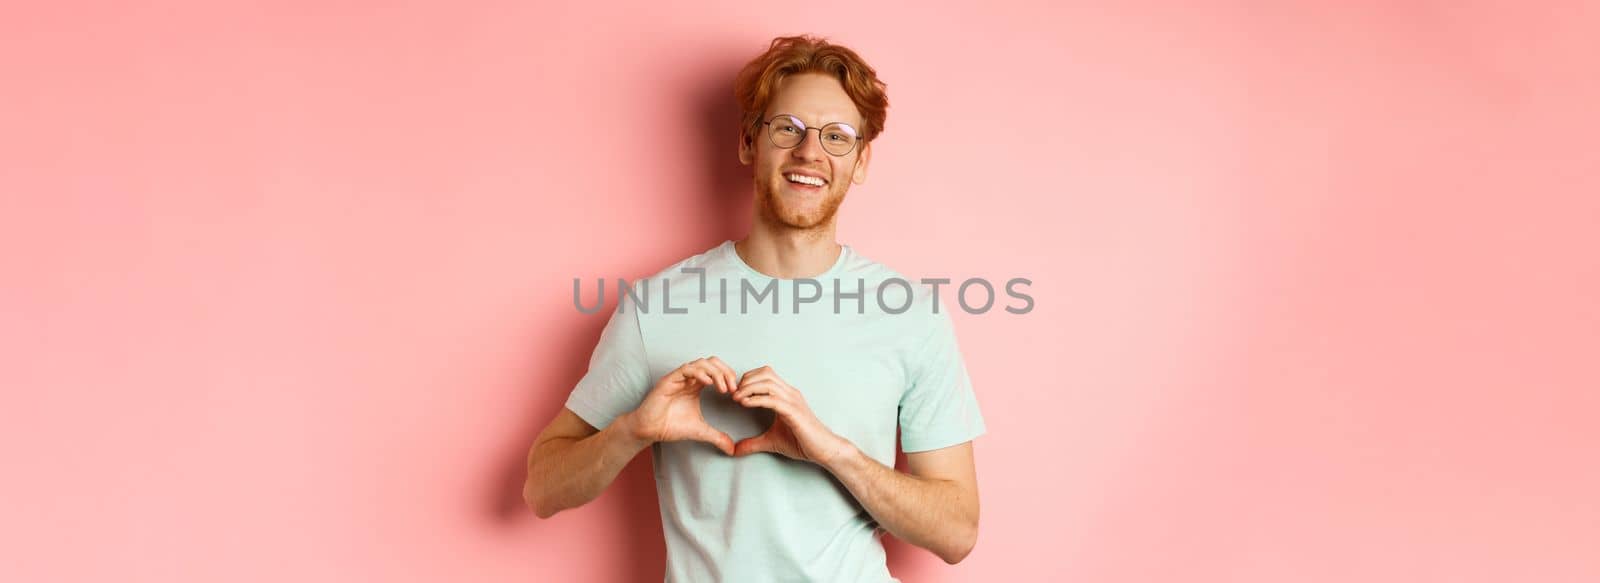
left=524, top=35, right=986, bottom=582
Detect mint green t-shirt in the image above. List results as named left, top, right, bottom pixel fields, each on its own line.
left=564, top=240, right=987, bottom=583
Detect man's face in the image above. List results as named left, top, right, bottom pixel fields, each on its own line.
left=739, top=72, right=871, bottom=231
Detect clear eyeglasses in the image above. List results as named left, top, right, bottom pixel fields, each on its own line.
left=761, top=113, right=861, bottom=157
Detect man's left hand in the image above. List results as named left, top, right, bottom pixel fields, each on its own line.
left=730, top=365, right=852, bottom=465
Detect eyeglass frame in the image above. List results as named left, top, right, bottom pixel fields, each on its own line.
left=758, top=113, right=864, bottom=157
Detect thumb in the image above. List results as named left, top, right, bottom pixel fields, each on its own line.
left=733, top=432, right=772, bottom=457
left=694, top=423, right=735, bottom=456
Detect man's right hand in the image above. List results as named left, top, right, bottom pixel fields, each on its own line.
left=620, top=357, right=739, bottom=455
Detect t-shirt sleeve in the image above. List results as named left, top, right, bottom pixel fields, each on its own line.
left=563, top=303, right=653, bottom=431
left=898, top=309, right=988, bottom=453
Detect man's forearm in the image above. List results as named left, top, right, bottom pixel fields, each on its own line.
left=524, top=414, right=651, bottom=518
left=820, top=443, right=978, bottom=564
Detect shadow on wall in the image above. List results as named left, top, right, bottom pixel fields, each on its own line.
left=885, top=447, right=941, bottom=580
left=696, top=51, right=756, bottom=244
left=481, top=50, right=755, bottom=582
left=487, top=314, right=670, bottom=582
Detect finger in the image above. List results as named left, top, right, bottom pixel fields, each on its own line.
left=673, top=360, right=702, bottom=385
left=743, top=378, right=796, bottom=402
left=731, top=379, right=762, bottom=401
left=702, top=356, right=729, bottom=394
left=694, top=359, right=729, bottom=392
left=738, top=365, right=773, bottom=388
left=707, top=356, right=737, bottom=395
left=690, top=366, right=716, bottom=390
left=732, top=379, right=776, bottom=402
left=695, top=359, right=727, bottom=394
left=737, top=394, right=782, bottom=413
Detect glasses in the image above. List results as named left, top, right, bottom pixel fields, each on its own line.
left=760, top=114, right=861, bottom=157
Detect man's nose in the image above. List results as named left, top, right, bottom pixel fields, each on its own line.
left=790, top=129, right=826, bottom=161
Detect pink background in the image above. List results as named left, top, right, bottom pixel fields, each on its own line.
left=3, top=1, right=1597, bottom=581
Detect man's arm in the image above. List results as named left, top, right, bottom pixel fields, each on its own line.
left=821, top=441, right=980, bottom=564
left=524, top=357, right=742, bottom=518
left=522, top=407, right=652, bottom=518
left=727, top=365, right=981, bottom=564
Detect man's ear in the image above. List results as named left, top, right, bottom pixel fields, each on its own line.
left=738, top=131, right=754, bottom=166
left=850, top=141, right=871, bottom=185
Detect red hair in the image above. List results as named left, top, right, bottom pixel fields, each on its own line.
left=734, top=35, right=889, bottom=148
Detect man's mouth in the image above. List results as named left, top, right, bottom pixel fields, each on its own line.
left=784, top=173, right=827, bottom=188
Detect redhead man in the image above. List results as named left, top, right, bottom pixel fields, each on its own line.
left=524, top=35, right=985, bottom=582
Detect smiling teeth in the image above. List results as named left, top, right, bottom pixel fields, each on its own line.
left=786, top=173, right=824, bottom=186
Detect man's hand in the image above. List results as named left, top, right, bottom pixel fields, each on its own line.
left=730, top=365, right=852, bottom=465
left=621, top=357, right=740, bottom=455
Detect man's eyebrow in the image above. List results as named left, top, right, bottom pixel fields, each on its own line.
left=771, top=112, right=863, bottom=126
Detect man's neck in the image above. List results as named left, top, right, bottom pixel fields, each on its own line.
left=734, top=224, right=842, bottom=280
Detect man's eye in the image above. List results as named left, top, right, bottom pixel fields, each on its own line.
left=778, top=126, right=802, bottom=134
left=825, top=133, right=846, bottom=142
